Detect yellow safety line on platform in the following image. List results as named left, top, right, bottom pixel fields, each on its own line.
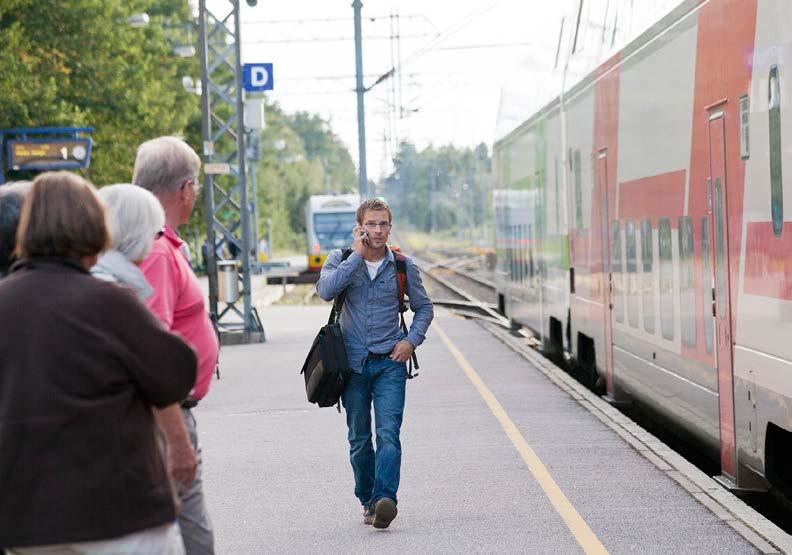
left=434, top=321, right=609, bottom=555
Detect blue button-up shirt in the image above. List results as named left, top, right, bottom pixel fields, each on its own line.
left=316, top=247, right=434, bottom=372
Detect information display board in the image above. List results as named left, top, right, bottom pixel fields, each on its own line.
left=7, top=138, right=93, bottom=171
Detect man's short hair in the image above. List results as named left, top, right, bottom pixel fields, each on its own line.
left=98, top=184, right=165, bottom=263
left=132, top=136, right=201, bottom=197
left=0, top=182, right=32, bottom=274
left=15, top=172, right=109, bottom=261
left=356, top=198, right=392, bottom=224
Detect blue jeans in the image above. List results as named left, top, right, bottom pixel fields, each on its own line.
left=341, top=357, right=407, bottom=507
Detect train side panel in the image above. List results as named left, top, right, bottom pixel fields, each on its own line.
left=609, top=8, right=720, bottom=450
left=733, top=0, right=792, bottom=488
left=494, top=110, right=571, bottom=354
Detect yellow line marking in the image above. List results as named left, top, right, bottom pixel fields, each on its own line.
left=434, top=321, right=609, bottom=555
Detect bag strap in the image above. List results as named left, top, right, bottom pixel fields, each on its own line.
left=393, top=250, right=419, bottom=379
left=327, top=248, right=354, bottom=325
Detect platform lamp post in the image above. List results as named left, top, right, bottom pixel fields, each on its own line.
left=197, top=0, right=265, bottom=345
left=246, top=96, right=265, bottom=263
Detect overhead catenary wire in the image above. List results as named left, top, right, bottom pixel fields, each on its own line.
left=363, top=0, right=508, bottom=91
left=396, top=0, right=508, bottom=73
left=243, top=33, right=436, bottom=45
left=242, top=14, right=439, bottom=34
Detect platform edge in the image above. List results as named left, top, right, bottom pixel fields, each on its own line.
left=479, top=320, right=792, bottom=555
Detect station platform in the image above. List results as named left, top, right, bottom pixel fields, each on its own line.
left=195, top=305, right=786, bottom=553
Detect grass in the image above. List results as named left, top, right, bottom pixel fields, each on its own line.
left=399, top=228, right=493, bottom=255
left=273, top=284, right=330, bottom=306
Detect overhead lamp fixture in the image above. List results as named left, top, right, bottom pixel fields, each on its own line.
left=127, top=13, right=150, bottom=28
left=173, top=44, right=197, bottom=58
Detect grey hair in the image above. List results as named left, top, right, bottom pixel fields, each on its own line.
left=4, top=181, right=33, bottom=195
left=98, top=184, right=165, bottom=262
left=132, top=136, right=201, bottom=197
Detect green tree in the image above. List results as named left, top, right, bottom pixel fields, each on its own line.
left=382, top=141, right=492, bottom=239
left=0, top=0, right=200, bottom=184
left=252, top=103, right=357, bottom=252
left=0, top=2, right=359, bottom=255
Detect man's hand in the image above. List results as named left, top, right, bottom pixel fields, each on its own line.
left=352, top=225, right=369, bottom=257
left=154, top=404, right=197, bottom=491
left=390, top=339, right=414, bottom=362
left=168, top=440, right=197, bottom=491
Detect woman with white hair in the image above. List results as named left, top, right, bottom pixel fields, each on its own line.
left=91, top=183, right=165, bottom=299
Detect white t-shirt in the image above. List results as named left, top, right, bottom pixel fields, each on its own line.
left=365, top=258, right=384, bottom=280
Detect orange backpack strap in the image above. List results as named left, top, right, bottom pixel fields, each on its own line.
left=393, top=251, right=408, bottom=313
left=392, top=250, right=419, bottom=378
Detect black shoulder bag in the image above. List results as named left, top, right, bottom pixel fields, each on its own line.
left=300, top=249, right=353, bottom=409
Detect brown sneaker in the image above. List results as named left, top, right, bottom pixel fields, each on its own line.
left=363, top=505, right=375, bottom=525
left=372, top=498, right=397, bottom=529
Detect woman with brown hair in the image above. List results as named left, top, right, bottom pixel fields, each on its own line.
left=0, top=172, right=197, bottom=554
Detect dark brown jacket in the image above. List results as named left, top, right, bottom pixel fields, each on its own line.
left=0, top=258, right=197, bottom=547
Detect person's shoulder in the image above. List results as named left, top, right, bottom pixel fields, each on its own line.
left=327, top=248, right=347, bottom=261
left=92, top=270, right=119, bottom=283
left=90, top=263, right=119, bottom=283
left=88, top=274, right=150, bottom=315
left=390, top=247, right=412, bottom=266
left=147, top=236, right=173, bottom=257
left=140, top=241, right=178, bottom=274
left=85, top=271, right=130, bottom=295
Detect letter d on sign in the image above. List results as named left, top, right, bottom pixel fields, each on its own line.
left=243, top=63, right=274, bottom=92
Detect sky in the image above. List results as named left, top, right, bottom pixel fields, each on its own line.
left=203, top=0, right=573, bottom=180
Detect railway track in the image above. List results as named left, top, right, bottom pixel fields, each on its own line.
left=412, top=251, right=514, bottom=331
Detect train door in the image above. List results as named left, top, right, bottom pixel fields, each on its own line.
left=597, top=148, right=616, bottom=398
left=707, top=107, right=737, bottom=482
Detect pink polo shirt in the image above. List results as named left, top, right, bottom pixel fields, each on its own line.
left=140, top=225, right=219, bottom=401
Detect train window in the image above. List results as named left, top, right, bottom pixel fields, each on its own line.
left=514, top=225, right=521, bottom=284
left=554, top=157, right=560, bottom=231
left=769, top=65, right=783, bottom=236
left=739, top=94, right=750, bottom=160
left=574, top=150, right=583, bottom=230
left=611, top=220, right=623, bottom=323
left=701, top=217, right=713, bottom=354
left=625, top=219, right=639, bottom=328
left=659, top=218, right=674, bottom=340
left=528, top=223, right=535, bottom=282
left=679, top=217, right=696, bottom=347
left=313, top=212, right=358, bottom=249
left=714, top=180, right=727, bottom=316
left=640, top=219, right=654, bottom=334
left=521, top=224, right=528, bottom=285
left=513, top=224, right=519, bottom=284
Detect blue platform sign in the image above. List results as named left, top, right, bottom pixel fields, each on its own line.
left=243, top=63, right=274, bottom=92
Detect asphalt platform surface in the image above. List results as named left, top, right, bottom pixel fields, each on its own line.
left=196, top=305, right=758, bottom=553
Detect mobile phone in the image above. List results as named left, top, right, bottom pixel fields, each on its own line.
left=361, top=230, right=370, bottom=245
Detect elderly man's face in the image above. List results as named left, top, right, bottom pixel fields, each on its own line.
left=180, top=176, right=201, bottom=224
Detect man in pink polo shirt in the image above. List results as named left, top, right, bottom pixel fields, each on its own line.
left=134, top=136, right=219, bottom=555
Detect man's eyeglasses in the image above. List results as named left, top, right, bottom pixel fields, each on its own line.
left=363, top=221, right=391, bottom=230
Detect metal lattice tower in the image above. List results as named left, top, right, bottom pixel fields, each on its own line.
left=198, top=0, right=264, bottom=344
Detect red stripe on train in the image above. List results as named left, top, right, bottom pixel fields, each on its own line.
left=618, top=170, right=686, bottom=227
left=744, top=222, right=792, bottom=299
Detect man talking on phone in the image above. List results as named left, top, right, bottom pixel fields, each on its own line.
left=316, top=198, right=433, bottom=529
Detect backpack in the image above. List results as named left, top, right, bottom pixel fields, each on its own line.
left=299, top=251, right=354, bottom=408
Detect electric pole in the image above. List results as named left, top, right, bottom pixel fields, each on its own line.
left=353, top=0, right=368, bottom=197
